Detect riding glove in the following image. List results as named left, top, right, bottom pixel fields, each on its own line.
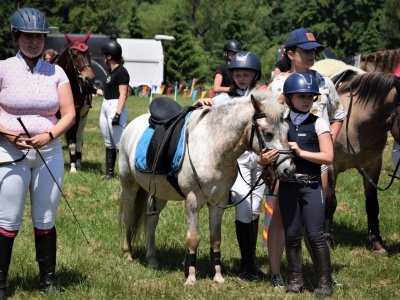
left=111, top=113, right=120, bottom=126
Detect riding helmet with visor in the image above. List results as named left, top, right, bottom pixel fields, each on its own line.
left=283, top=72, right=320, bottom=107
left=223, top=39, right=242, bottom=53
left=11, top=7, right=49, bottom=35
left=228, top=51, right=262, bottom=82
left=101, top=40, right=122, bottom=60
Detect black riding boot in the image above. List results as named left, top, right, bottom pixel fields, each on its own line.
left=35, top=228, right=57, bottom=292
left=0, top=234, right=14, bottom=300
left=235, top=219, right=265, bottom=282
left=251, top=217, right=267, bottom=279
left=310, top=235, right=333, bottom=298
left=102, top=148, right=117, bottom=181
left=285, top=236, right=304, bottom=294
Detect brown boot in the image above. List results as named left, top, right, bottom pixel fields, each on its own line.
left=285, top=236, right=304, bottom=293
left=310, top=235, right=333, bottom=298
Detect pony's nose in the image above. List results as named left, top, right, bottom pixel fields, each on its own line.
left=85, top=77, right=95, bottom=86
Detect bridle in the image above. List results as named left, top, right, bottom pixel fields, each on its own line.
left=188, top=111, right=294, bottom=210
left=66, top=44, right=93, bottom=95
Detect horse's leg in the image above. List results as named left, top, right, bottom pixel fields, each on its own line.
left=361, top=159, right=388, bottom=256
left=184, top=191, right=200, bottom=285
left=75, top=110, right=89, bottom=169
left=146, top=198, right=168, bottom=268
left=324, top=166, right=339, bottom=247
left=68, top=108, right=82, bottom=173
left=208, top=204, right=225, bottom=284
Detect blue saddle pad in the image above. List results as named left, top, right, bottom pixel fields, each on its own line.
left=135, top=113, right=191, bottom=176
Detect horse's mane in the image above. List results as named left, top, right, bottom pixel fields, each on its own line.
left=186, top=89, right=284, bottom=132
left=338, top=72, right=397, bottom=106
left=361, top=49, right=400, bottom=72
left=53, top=45, right=70, bottom=70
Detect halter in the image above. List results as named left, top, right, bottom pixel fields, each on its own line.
left=188, top=111, right=294, bottom=210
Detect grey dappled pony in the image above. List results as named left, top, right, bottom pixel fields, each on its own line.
left=118, top=90, right=295, bottom=285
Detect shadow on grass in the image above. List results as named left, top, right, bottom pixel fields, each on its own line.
left=7, top=265, right=88, bottom=296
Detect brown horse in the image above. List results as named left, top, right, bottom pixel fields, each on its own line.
left=319, top=70, right=400, bottom=255
left=360, top=49, right=400, bottom=73
left=52, top=31, right=95, bottom=172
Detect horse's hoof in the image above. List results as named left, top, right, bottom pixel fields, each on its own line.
left=148, top=258, right=158, bottom=269
left=212, top=275, right=225, bottom=284
left=184, top=278, right=196, bottom=286
left=366, top=234, right=388, bottom=256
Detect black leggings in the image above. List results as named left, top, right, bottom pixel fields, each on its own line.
left=279, top=180, right=325, bottom=240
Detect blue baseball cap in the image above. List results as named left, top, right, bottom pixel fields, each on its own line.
left=284, top=29, right=325, bottom=50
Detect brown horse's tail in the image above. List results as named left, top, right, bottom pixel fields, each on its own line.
left=118, top=185, right=148, bottom=252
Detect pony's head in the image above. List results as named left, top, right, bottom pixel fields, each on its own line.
left=60, top=30, right=95, bottom=89
left=248, top=90, right=295, bottom=181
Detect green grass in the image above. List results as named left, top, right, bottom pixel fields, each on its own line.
left=7, top=95, right=400, bottom=299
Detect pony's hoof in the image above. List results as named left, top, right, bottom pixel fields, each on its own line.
left=212, top=275, right=225, bottom=284
left=367, top=234, right=388, bottom=256
left=148, top=258, right=158, bottom=269
left=184, top=277, right=196, bottom=286
left=122, top=251, right=133, bottom=261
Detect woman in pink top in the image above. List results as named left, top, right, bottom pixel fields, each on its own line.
left=0, top=8, right=75, bottom=297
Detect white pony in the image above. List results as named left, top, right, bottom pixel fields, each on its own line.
left=118, top=90, right=295, bottom=285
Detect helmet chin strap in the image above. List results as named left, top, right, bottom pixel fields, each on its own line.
left=19, top=50, right=41, bottom=62
left=290, top=105, right=308, bottom=115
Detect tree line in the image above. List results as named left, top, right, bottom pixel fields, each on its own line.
left=1, top=0, right=399, bottom=84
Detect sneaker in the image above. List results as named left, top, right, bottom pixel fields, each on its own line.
left=271, top=274, right=284, bottom=288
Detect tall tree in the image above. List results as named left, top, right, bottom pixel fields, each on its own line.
left=0, top=2, right=18, bottom=59
left=164, top=4, right=199, bottom=83
left=128, top=5, right=143, bottom=38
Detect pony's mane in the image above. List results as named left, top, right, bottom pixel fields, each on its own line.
left=361, top=49, right=400, bottom=72
left=53, top=44, right=70, bottom=69
left=186, top=89, right=284, bottom=131
left=338, top=72, right=396, bottom=106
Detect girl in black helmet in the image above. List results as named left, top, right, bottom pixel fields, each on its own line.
left=96, top=40, right=130, bottom=181
left=194, top=51, right=278, bottom=282
left=213, top=39, right=242, bottom=93
left=0, top=7, right=75, bottom=296
left=260, top=72, right=334, bottom=297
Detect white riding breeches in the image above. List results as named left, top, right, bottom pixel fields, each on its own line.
left=0, top=139, right=64, bottom=231
left=100, top=99, right=128, bottom=149
left=231, top=151, right=265, bottom=223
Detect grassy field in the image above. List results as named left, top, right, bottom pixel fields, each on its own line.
left=7, top=95, right=400, bottom=300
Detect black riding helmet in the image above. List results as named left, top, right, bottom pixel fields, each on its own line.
left=223, top=39, right=242, bottom=53
left=101, top=40, right=122, bottom=60
left=11, top=7, right=49, bottom=35
left=228, top=51, right=262, bottom=87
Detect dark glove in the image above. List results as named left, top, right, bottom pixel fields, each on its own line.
left=111, top=113, right=120, bottom=126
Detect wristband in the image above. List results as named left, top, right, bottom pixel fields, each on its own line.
left=44, top=131, right=54, bottom=141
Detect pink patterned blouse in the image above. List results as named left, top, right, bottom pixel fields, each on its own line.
left=0, top=52, right=69, bottom=136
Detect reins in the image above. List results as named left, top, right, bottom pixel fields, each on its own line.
left=187, top=111, right=293, bottom=210
left=346, top=86, right=400, bottom=190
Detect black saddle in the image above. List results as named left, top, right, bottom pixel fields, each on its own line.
left=322, top=49, right=356, bottom=66
left=147, top=97, right=198, bottom=175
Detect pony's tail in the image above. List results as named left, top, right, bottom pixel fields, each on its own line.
left=118, top=186, right=148, bottom=254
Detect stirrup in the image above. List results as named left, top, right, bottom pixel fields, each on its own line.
left=146, top=195, right=157, bottom=216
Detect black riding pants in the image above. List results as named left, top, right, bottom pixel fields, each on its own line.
left=279, top=179, right=325, bottom=240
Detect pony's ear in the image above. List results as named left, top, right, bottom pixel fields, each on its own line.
left=251, top=95, right=264, bottom=114
left=61, top=30, right=73, bottom=44
left=83, top=31, right=92, bottom=42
